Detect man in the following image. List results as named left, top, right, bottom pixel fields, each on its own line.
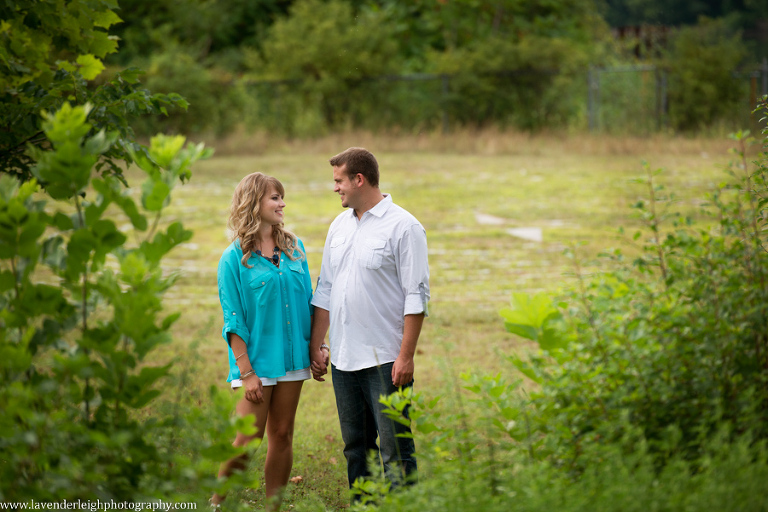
left=310, top=147, right=430, bottom=496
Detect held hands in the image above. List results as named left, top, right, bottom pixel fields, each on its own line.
left=310, top=346, right=329, bottom=382
left=391, top=355, right=414, bottom=387
left=242, top=373, right=264, bottom=403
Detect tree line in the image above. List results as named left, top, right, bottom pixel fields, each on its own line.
left=3, top=1, right=766, bottom=142
left=105, top=0, right=767, bottom=136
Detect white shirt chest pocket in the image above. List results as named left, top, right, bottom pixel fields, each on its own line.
left=361, top=238, right=388, bottom=270
left=330, top=236, right=346, bottom=269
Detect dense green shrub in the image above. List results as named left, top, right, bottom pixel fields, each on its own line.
left=508, top=123, right=768, bottom=467
left=665, top=17, right=749, bottom=131
left=312, top=107, right=768, bottom=511
left=135, top=48, right=252, bottom=136
left=244, top=0, right=403, bottom=136
left=0, top=1, right=188, bottom=184
left=337, top=416, right=768, bottom=512
left=0, top=104, right=256, bottom=502
left=427, top=35, right=589, bottom=130
left=492, top=116, right=768, bottom=478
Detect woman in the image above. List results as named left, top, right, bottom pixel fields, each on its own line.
left=212, top=172, right=316, bottom=509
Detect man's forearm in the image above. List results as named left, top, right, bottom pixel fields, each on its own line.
left=310, top=307, right=330, bottom=351
left=400, top=313, right=425, bottom=359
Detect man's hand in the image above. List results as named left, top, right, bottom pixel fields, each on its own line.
left=392, top=313, right=423, bottom=387
left=310, top=308, right=331, bottom=382
left=311, top=346, right=329, bottom=382
left=391, top=355, right=414, bottom=387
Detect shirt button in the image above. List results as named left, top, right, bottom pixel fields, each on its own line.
left=279, top=272, right=282, bottom=275
left=232, top=312, right=236, bottom=315
left=261, top=281, right=265, bottom=285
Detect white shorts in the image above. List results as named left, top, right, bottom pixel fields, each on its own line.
left=230, top=368, right=311, bottom=389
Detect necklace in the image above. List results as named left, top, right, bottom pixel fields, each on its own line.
left=256, top=245, right=280, bottom=266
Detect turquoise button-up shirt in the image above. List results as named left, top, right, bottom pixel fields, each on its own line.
left=217, top=239, right=313, bottom=383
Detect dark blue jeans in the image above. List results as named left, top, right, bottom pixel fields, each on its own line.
left=331, top=362, right=417, bottom=491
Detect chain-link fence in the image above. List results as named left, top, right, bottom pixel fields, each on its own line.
left=587, top=59, right=768, bottom=134
left=241, top=59, right=768, bottom=136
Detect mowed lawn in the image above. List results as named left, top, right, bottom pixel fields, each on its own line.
left=133, top=132, right=737, bottom=509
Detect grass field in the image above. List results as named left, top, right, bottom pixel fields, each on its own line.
left=137, top=131, right=741, bottom=510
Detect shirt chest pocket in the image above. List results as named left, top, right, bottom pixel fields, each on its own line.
left=248, top=270, right=273, bottom=306
left=285, top=258, right=306, bottom=292
left=330, top=236, right=346, bottom=269
left=361, top=238, right=388, bottom=270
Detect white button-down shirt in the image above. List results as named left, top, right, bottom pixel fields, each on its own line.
left=312, top=194, right=430, bottom=372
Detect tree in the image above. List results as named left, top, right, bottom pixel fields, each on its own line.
left=0, top=0, right=187, bottom=184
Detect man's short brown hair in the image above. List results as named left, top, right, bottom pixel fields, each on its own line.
left=329, top=147, right=379, bottom=187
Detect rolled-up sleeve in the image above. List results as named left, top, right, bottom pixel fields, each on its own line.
left=299, top=240, right=315, bottom=315
left=399, top=223, right=430, bottom=317
left=218, top=253, right=250, bottom=345
left=311, top=227, right=334, bottom=311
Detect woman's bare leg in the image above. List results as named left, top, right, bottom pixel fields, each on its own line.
left=263, top=380, right=304, bottom=503
left=211, top=387, right=274, bottom=505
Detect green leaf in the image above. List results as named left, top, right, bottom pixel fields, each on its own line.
left=118, top=67, right=144, bottom=84
left=91, top=10, right=122, bottom=29
left=76, top=54, right=105, bottom=80
left=66, top=229, right=97, bottom=278
left=84, top=129, right=118, bottom=156
left=509, top=354, right=543, bottom=384
left=415, top=422, right=439, bottom=434
left=0, top=270, right=15, bottom=292
left=52, top=212, right=74, bottom=231
left=141, top=179, right=171, bottom=211
left=130, top=389, right=162, bottom=408
left=500, top=292, right=564, bottom=347
left=148, top=134, right=186, bottom=169
left=161, top=312, right=181, bottom=330
left=87, top=32, right=119, bottom=58
left=92, top=178, right=148, bottom=231
left=41, top=102, right=91, bottom=145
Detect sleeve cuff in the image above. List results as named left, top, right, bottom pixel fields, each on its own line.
left=404, top=292, right=429, bottom=317
left=311, top=293, right=331, bottom=311
left=222, top=323, right=250, bottom=345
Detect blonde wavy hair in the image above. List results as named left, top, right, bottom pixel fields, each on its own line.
left=228, top=172, right=303, bottom=267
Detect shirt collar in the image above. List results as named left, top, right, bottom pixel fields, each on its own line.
left=365, top=193, right=393, bottom=218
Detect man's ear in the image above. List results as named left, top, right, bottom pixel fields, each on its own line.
left=355, top=173, right=365, bottom=187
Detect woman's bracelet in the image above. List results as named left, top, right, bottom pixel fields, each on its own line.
left=320, top=343, right=330, bottom=351
left=235, top=351, right=247, bottom=361
left=240, top=370, right=256, bottom=379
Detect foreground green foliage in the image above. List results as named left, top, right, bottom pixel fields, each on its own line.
left=517, top=124, right=768, bottom=467
left=0, top=1, right=188, bottom=184
left=0, top=103, right=250, bottom=501
left=315, top=108, right=768, bottom=511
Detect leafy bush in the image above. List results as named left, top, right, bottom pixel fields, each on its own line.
left=311, top=106, right=768, bottom=512
left=509, top=123, right=768, bottom=468
left=328, top=379, right=768, bottom=512
left=0, top=2, right=188, bottom=184
left=0, top=103, right=251, bottom=501
left=136, top=48, right=252, bottom=136
left=246, top=0, right=403, bottom=136
left=665, top=17, right=749, bottom=131
left=427, top=35, right=590, bottom=131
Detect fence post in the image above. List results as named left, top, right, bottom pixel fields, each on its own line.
left=588, top=67, right=599, bottom=132
left=441, top=74, right=450, bottom=134
left=762, top=57, right=767, bottom=97
left=751, top=73, right=758, bottom=109
left=655, top=67, right=668, bottom=130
